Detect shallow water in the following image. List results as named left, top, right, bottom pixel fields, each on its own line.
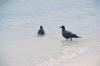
left=0, top=0, right=100, bottom=66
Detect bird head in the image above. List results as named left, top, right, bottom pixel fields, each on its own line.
left=40, top=26, right=43, bottom=29
left=60, top=26, right=65, bottom=28
left=60, top=26, right=66, bottom=30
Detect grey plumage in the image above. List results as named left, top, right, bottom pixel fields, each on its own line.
left=38, top=26, right=45, bottom=35
left=60, top=26, right=80, bottom=41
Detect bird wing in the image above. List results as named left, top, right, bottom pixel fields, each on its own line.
left=62, top=30, right=72, bottom=38
left=65, top=30, right=78, bottom=37
left=67, top=31, right=79, bottom=38
left=63, top=30, right=79, bottom=38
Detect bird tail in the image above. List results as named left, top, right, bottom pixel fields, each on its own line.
left=76, top=36, right=82, bottom=38
left=74, top=34, right=82, bottom=38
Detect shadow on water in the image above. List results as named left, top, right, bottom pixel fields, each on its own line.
left=61, top=39, right=80, bottom=46
left=37, top=35, right=45, bottom=38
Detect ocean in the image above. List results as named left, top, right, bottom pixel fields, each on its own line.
left=0, top=0, right=100, bottom=66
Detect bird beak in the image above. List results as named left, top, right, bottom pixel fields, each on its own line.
left=59, top=26, right=62, bottom=28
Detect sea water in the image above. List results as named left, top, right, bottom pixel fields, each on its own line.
left=0, top=0, right=100, bottom=66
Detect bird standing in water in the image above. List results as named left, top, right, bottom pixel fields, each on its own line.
left=60, top=26, right=81, bottom=41
left=38, top=26, right=45, bottom=36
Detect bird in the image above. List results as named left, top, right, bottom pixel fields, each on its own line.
left=60, top=26, right=81, bottom=41
left=38, top=26, right=45, bottom=36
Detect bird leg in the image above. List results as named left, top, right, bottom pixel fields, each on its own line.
left=66, top=38, right=68, bottom=41
left=70, top=38, right=72, bottom=41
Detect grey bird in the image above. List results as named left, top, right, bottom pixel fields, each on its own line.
left=38, top=26, right=45, bottom=36
left=60, top=26, right=81, bottom=41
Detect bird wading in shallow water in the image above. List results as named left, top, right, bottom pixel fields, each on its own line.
left=60, top=26, right=81, bottom=41
left=38, top=26, right=45, bottom=36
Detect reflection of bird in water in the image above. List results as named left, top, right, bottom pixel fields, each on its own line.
left=60, top=26, right=81, bottom=41
left=38, top=26, right=45, bottom=36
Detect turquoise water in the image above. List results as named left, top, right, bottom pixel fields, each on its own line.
left=0, top=0, right=100, bottom=66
